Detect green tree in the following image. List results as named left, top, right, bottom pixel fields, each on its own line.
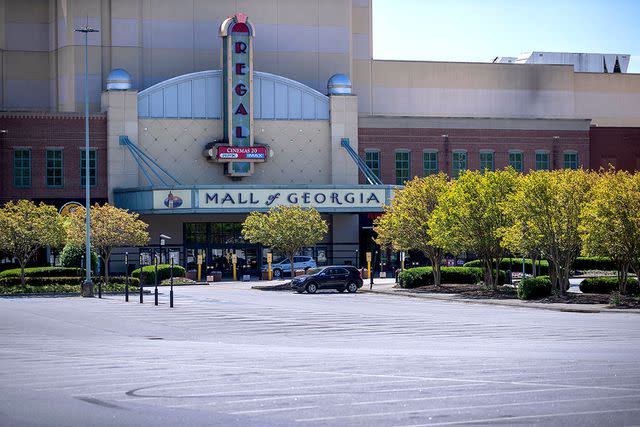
left=503, top=169, right=593, bottom=295
left=580, top=170, right=640, bottom=294
left=374, top=174, right=450, bottom=286
left=242, top=206, right=328, bottom=278
left=430, top=169, right=519, bottom=289
left=66, top=204, right=150, bottom=286
left=0, top=200, right=66, bottom=285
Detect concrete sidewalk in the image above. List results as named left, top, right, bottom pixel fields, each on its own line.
left=360, top=278, right=640, bottom=314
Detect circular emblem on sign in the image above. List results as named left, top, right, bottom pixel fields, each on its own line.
left=59, top=202, right=84, bottom=216
left=164, top=191, right=183, bottom=208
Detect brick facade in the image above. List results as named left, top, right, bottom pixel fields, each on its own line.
left=358, top=127, right=590, bottom=184
left=589, top=127, right=640, bottom=171
left=0, top=113, right=108, bottom=207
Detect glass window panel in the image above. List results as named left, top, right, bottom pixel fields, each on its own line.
left=564, top=152, right=578, bottom=169
left=46, top=149, right=63, bottom=187
left=479, top=152, right=494, bottom=173
left=509, top=152, right=523, bottom=172
left=395, top=151, right=410, bottom=185
left=535, top=152, right=550, bottom=171
left=185, top=223, right=207, bottom=244
left=13, top=149, right=31, bottom=188
left=365, top=151, right=380, bottom=179
left=80, top=149, right=97, bottom=187
left=452, top=152, right=467, bottom=178
left=423, top=151, right=438, bottom=176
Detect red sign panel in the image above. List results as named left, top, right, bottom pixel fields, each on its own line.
left=217, top=145, right=267, bottom=160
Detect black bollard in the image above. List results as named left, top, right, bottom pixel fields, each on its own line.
left=139, top=255, right=144, bottom=303
left=154, top=255, right=159, bottom=306
left=125, top=252, right=129, bottom=302
left=170, top=258, right=174, bottom=308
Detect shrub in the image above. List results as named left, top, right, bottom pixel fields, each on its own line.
left=517, top=276, right=552, bottom=300
left=0, top=267, right=81, bottom=279
left=572, top=257, right=616, bottom=271
left=59, top=244, right=98, bottom=270
left=132, top=264, right=186, bottom=284
left=398, top=267, right=505, bottom=288
left=0, top=281, right=140, bottom=295
left=463, top=258, right=549, bottom=275
left=0, top=276, right=82, bottom=286
left=579, top=277, right=639, bottom=295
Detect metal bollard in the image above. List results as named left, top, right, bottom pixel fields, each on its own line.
left=125, top=252, right=129, bottom=302
left=139, top=255, right=144, bottom=303
left=170, top=258, right=174, bottom=308
left=154, top=255, right=159, bottom=306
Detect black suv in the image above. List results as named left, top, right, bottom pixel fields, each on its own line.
left=291, top=266, right=363, bottom=294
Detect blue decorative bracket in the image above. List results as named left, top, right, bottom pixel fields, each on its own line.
left=340, top=138, right=383, bottom=186
left=119, top=135, right=182, bottom=186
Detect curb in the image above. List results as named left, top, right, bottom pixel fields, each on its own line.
left=361, top=288, right=640, bottom=314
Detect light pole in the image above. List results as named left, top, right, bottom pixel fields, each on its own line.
left=75, top=23, right=99, bottom=297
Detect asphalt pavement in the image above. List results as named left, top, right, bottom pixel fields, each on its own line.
left=1, top=281, right=639, bottom=426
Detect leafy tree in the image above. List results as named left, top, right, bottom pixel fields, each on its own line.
left=242, top=206, right=328, bottom=278
left=580, top=170, right=640, bottom=294
left=0, top=200, right=66, bottom=285
left=502, top=169, right=593, bottom=295
left=430, top=169, right=519, bottom=289
left=374, top=174, right=450, bottom=286
left=66, top=203, right=149, bottom=286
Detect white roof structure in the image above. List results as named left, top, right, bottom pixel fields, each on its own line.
left=493, top=52, right=630, bottom=73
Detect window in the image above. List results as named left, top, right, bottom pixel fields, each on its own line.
left=80, top=149, right=97, bottom=187
left=423, top=151, right=438, bottom=176
left=395, top=151, right=410, bottom=185
left=452, top=151, right=467, bottom=178
left=46, top=149, right=64, bottom=188
left=564, top=151, right=578, bottom=169
left=535, top=151, right=550, bottom=171
left=185, top=223, right=207, bottom=244
left=509, top=151, right=523, bottom=173
left=479, top=151, right=494, bottom=173
left=365, top=150, right=380, bottom=179
left=13, top=149, right=31, bottom=188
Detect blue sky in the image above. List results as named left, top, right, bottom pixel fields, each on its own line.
left=372, top=0, right=640, bottom=73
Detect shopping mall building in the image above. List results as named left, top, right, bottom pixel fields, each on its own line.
left=1, top=0, right=640, bottom=276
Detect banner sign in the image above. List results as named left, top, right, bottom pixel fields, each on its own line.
left=220, top=13, right=260, bottom=177
left=198, top=188, right=386, bottom=210
left=216, top=145, right=267, bottom=160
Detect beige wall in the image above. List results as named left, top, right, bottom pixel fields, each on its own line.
left=136, top=118, right=331, bottom=188
left=2, top=0, right=352, bottom=113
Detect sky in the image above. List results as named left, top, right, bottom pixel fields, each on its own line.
left=372, top=0, right=640, bottom=73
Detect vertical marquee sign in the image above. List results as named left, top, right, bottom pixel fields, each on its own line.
left=219, top=13, right=259, bottom=177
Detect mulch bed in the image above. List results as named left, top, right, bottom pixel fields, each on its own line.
left=397, top=284, right=640, bottom=308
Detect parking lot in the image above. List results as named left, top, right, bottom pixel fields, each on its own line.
left=1, top=282, right=639, bottom=426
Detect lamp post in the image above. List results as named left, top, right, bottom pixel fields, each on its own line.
left=75, top=23, right=99, bottom=297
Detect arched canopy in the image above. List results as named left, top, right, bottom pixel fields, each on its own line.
left=137, top=70, right=329, bottom=120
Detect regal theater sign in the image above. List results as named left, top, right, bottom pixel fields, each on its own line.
left=211, top=13, right=269, bottom=178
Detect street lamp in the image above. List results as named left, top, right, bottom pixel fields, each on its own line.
left=160, top=234, right=172, bottom=264
left=75, top=23, right=99, bottom=297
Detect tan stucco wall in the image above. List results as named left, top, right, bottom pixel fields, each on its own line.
left=137, top=118, right=331, bottom=187
left=1, top=0, right=352, bottom=113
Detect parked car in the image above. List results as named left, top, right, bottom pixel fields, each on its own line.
left=263, top=256, right=317, bottom=277
left=291, top=266, right=363, bottom=294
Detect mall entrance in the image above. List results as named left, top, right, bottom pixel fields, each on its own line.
left=184, top=222, right=263, bottom=279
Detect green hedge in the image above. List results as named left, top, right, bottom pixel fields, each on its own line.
left=573, top=257, right=616, bottom=271
left=398, top=267, right=505, bottom=289
left=132, top=264, right=186, bottom=284
left=0, top=267, right=82, bottom=279
left=0, top=275, right=139, bottom=287
left=464, top=258, right=549, bottom=275
left=0, top=282, right=140, bottom=295
left=517, top=276, right=552, bottom=300
left=579, top=277, right=639, bottom=295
